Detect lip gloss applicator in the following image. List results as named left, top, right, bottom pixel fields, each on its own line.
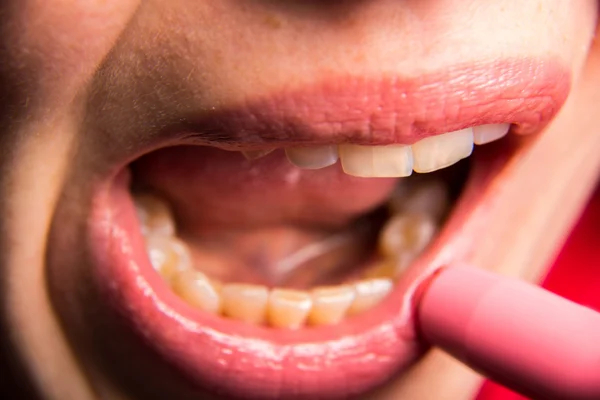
left=414, top=265, right=600, bottom=400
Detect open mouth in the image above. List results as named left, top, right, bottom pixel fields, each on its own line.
left=132, top=141, right=464, bottom=327
left=84, top=59, right=569, bottom=399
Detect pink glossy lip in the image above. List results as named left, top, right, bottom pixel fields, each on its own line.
left=89, top=59, right=570, bottom=399
left=183, top=59, right=569, bottom=149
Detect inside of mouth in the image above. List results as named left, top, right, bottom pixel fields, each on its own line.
left=128, top=124, right=507, bottom=329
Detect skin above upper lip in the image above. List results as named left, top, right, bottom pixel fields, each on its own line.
left=49, top=58, right=571, bottom=400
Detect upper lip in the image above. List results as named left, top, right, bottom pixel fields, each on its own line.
left=83, top=58, right=570, bottom=399
left=177, top=58, right=569, bottom=151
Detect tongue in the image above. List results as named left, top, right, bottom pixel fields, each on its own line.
left=132, top=145, right=398, bottom=235
left=132, top=146, right=396, bottom=286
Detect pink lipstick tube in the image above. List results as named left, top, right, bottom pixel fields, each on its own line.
left=417, top=266, right=600, bottom=400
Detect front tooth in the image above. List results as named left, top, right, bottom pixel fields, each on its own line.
left=172, top=270, right=222, bottom=314
left=473, top=124, right=510, bottom=145
left=379, top=213, right=436, bottom=261
left=221, top=284, right=269, bottom=324
left=412, top=128, right=473, bottom=173
left=339, top=144, right=413, bottom=178
left=134, top=193, right=176, bottom=237
left=285, top=145, right=339, bottom=169
left=267, top=289, right=312, bottom=329
left=347, top=278, right=393, bottom=316
left=145, top=236, right=191, bottom=282
left=307, top=285, right=355, bottom=326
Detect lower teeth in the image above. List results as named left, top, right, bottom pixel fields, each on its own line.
left=134, top=177, right=448, bottom=329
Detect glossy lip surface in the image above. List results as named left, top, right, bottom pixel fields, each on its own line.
left=87, top=59, right=570, bottom=399
left=91, top=172, right=423, bottom=399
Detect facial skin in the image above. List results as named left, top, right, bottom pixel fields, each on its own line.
left=0, top=1, right=598, bottom=399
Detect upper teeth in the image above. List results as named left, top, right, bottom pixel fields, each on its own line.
left=411, top=127, right=473, bottom=173
left=284, top=145, right=339, bottom=169
left=338, top=144, right=413, bottom=178
left=272, top=123, right=510, bottom=177
left=473, top=124, right=511, bottom=145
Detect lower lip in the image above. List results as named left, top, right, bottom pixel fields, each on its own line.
left=87, top=138, right=517, bottom=398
